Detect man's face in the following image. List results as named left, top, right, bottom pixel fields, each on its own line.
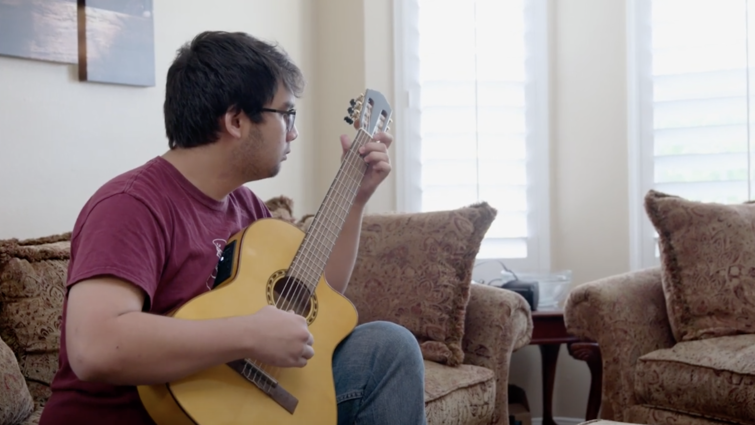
left=233, top=84, right=298, bottom=181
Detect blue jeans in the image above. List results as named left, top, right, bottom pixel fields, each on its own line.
left=332, top=321, right=427, bottom=425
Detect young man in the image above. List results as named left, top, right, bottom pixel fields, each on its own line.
left=39, top=31, right=426, bottom=425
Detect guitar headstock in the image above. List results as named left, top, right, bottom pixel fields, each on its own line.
left=344, top=89, right=393, bottom=136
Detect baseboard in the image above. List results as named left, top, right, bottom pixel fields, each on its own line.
left=531, top=417, right=586, bottom=425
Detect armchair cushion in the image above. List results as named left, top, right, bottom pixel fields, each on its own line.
left=424, top=360, right=496, bottom=425
left=0, top=335, right=34, bottom=425
left=634, top=334, right=755, bottom=424
left=344, top=203, right=497, bottom=366
left=644, top=190, right=755, bottom=342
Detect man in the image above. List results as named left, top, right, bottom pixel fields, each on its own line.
left=39, top=31, right=426, bottom=425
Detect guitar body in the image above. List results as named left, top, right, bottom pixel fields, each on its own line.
left=137, top=218, right=358, bottom=425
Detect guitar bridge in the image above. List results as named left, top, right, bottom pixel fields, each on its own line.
left=226, top=359, right=299, bottom=414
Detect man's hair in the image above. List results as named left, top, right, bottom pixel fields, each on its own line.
left=164, top=31, right=305, bottom=149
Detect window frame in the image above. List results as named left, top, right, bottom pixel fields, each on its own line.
left=627, top=0, right=755, bottom=270
left=627, top=0, right=659, bottom=270
left=392, top=0, right=552, bottom=273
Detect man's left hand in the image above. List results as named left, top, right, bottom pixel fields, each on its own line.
left=340, top=131, right=393, bottom=206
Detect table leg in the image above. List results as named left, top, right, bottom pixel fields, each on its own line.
left=539, top=344, right=560, bottom=425
left=567, top=341, right=602, bottom=420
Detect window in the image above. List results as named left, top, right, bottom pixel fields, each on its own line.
left=393, top=0, right=550, bottom=272
left=629, top=0, right=755, bottom=269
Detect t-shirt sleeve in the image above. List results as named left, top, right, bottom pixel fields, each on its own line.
left=67, top=193, right=167, bottom=307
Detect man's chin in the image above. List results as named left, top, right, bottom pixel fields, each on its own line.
left=268, top=165, right=282, bottom=178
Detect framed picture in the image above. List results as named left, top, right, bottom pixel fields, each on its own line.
left=0, top=0, right=155, bottom=87
left=78, top=0, right=155, bottom=87
left=0, top=0, right=78, bottom=64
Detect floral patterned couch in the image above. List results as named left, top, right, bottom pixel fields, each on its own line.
left=565, top=190, right=755, bottom=425
left=0, top=197, right=533, bottom=425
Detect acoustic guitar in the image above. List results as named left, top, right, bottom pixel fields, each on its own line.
left=137, top=89, right=393, bottom=425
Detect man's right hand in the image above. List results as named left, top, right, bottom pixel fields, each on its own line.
left=246, top=305, right=314, bottom=368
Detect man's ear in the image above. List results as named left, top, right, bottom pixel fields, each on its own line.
left=221, top=107, right=244, bottom=139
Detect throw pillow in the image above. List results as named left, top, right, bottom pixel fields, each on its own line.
left=346, top=202, right=497, bottom=366
left=0, top=233, right=70, bottom=404
left=0, top=335, right=34, bottom=425
left=644, top=190, right=755, bottom=341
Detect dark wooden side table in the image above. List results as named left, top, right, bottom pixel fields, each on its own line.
left=530, top=310, right=602, bottom=425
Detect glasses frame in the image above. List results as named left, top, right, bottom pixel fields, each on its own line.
left=259, top=107, right=297, bottom=133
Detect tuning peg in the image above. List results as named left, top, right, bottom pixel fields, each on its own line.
left=348, top=107, right=354, bottom=114
left=350, top=99, right=356, bottom=107
left=344, top=116, right=354, bottom=124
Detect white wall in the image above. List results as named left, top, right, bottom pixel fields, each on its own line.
left=0, top=0, right=318, bottom=240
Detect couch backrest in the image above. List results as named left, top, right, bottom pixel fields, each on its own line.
left=0, top=234, right=70, bottom=404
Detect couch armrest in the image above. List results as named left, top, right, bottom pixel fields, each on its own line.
left=563, top=267, right=676, bottom=422
left=462, top=284, right=533, bottom=425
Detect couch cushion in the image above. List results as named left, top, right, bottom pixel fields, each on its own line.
left=644, top=190, right=755, bottom=342
left=627, top=405, right=738, bottom=425
left=424, top=360, right=495, bottom=425
left=0, top=234, right=69, bottom=405
left=345, top=203, right=497, bottom=366
left=0, top=335, right=34, bottom=425
left=634, top=334, right=755, bottom=424
left=18, top=406, right=43, bottom=425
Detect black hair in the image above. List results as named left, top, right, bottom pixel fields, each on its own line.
left=163, top=31, right=305, bottom=149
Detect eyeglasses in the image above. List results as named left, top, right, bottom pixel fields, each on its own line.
left=259, top=108, right=297, bottom=133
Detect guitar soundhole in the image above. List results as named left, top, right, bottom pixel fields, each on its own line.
left=266, top=270, right=318, bottom=325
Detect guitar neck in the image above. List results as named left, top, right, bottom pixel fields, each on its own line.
left=287, top=129, right=373, bottom=288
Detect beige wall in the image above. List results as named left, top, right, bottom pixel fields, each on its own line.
left=514, top=0, right=630, bottom=419
left=311, top=0, right=397, bottom=215
left=0, top=0, right=630, bottom=420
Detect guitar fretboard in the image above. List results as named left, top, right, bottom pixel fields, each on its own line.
left=286, top=129, right=373, bottom=291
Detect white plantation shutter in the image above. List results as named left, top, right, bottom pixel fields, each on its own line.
left=630, top=0, right=755, bottom=268
left=394, top=0, right=550, bottom=271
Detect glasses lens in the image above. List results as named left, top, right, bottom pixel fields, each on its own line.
left=287, top=112, right=295, bottom=132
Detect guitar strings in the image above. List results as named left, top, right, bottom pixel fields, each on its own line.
left=251, top=112, right=388, bottom=392
left=284, top=111, right=389, bottom=316
left=283, top=128, right=372, bottom=314
left=278, top=128, right=372, bottom=314
left=251, top=128, right=373, bottom=387
left=257, top=130, right=370, bottom=387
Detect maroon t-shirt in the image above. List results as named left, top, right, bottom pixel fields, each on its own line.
left=39, top=156, right=271, bottom=425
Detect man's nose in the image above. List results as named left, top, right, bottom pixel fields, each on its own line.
left=287, top=125, right=299, bottom=141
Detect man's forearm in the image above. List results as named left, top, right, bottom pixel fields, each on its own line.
left=69, top=311, right=252, bottom=386
left=325, top=201, right=365, bottom=293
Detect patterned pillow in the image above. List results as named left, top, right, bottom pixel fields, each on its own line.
left=0, top=334, right=34, bottom=425
left=0, top=234, right=70, bottom=405
left=644, top=190, right=755, bottom=341
left=346, top=203, right=497, bottom=366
